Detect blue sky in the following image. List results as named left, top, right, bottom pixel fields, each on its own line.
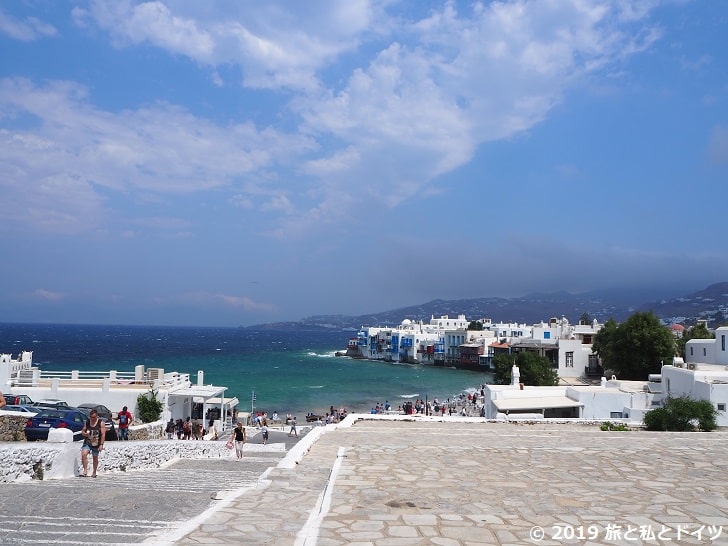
left=1, top=1, right=726, bottom=327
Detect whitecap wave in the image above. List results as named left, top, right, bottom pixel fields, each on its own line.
left=307, top=351, right=336, bottom=358
left=399, top=393, right=420, bottom=399
left=308, top=385, right=325, bottom=389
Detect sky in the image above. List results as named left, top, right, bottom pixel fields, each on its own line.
left=1, top=1, right=727, bottom=328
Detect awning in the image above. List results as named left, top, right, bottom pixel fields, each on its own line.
left=492, top=396, right=583, bottom=411
left=207, top=396, right=239, bottom=407
left=168, top=385, right=226, bottom=399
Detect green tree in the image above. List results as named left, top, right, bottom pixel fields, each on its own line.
left=468, top=320, right=483, bottom=331
left=592, top=312, right=674, bottom=380
left=493, top=351, right=559, bottom=386
left=136, top=389, right=164, bottom=423
left=675, top=322, right=714, bottom=358
left=643, top=397, right=718, bottom=432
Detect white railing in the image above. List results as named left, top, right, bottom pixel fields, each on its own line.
left=10, top=369, right=191, bottom=389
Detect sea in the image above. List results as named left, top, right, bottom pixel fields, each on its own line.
left=1, top=323, right=493, bottom=416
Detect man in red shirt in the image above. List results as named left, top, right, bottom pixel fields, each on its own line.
left=118, top=405, right=133, bottom=440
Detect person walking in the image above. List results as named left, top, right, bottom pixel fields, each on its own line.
left=117, top=405, right=133, bottom=441
left=261, top=423, right=269, bottom=445
left=231, top=422, right=246, bottom=460
left=80, top=409, right=105, bottom=478
left=165, top=418, right=175, bottom=439
left=288, top=415, right=298, bottom=437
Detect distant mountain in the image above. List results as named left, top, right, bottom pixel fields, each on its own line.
left=248, top=282, right=728, bottom=331
left=638, top=282, right=728, bottom=326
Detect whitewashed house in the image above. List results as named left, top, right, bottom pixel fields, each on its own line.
left=482, top=365, right=657, bottom=422
left=659, top=325, right=728, bottom=426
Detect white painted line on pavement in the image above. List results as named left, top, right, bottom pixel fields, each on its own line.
left=294, top=446, right=347, bottom=546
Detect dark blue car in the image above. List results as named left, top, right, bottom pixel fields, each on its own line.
left=24, top=408, right=88, bottom=441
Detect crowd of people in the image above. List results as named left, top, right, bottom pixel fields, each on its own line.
left=164, top=416, right=208, bottom=440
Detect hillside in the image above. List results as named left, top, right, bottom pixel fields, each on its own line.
left=250, top=282, right=728, bottom=331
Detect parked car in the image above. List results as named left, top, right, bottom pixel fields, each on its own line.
left=77, top=406, right=118, bottom=441
left=32, top=399, right=71, bottom=410
left=3, top=405, right=39, bottom=414
left=4, top=394, right=34, bottom=406
left=77, top=403, right=113, bottom=420
left=24, top=408, right=88, bottom=441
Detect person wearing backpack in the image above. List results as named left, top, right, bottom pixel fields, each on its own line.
left=118, top=405, right=133, bottom=441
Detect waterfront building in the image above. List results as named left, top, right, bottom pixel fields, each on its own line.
left=349, top=315, right=604, bottom=378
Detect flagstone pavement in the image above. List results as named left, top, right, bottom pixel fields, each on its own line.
left=169, top=418, right=728, bottom=546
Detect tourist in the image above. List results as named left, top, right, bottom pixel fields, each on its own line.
left=231, top=422, right=246, bottom=460
left=117, top=405, right=133, bottom=441
left=183, top=417, right=192, bottom=439
left=261, top=423, right=269, bottom=444
left=80, top=409, right=105, bottom=478
left=175, top=418, right=184, bottom=439
left=0, top=395, right=5, bottom=409
left=165, top=418, right=175, bottom=439
left=288, top=415, right=298, bottom=437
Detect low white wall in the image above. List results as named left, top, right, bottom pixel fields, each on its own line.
left=0, top=438, right=237, bottom=483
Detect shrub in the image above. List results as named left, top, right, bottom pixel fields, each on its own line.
left=643, top=397, right=718, bottom=432
left=136, top=389, right=163, bottom=423
left=600, top=421, right=629, bottom=431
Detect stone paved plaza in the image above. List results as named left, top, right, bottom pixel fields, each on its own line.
left=172, top=419, right=728, bottom=546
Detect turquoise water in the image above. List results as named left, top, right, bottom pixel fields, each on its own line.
left=1, top=323, right=492, bottom=416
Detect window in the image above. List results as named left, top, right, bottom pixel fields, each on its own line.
left=718, top=403, right=726, bottom=412
left=723, top=335, right=726, bottom=352
left=544, top=332, right=551, bottom=339
left=610, top=411, right=623, bottom=418
left=690, top=347, right=693, bottom=356
left=565, top=352, right=574, bottom=368
left=704, top=347, right=707, bottom=357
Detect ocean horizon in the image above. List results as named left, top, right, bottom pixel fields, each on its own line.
left=0, top=322, right=493, bottom=417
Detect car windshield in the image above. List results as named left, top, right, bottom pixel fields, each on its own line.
left=36, top=410, right=67, bottom=419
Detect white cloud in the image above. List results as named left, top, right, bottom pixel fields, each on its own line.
left=173, top=291, right=277, bottom=312
left=32, top=289, right=65, bottom=302
left=292, top=0, right=662, bottom=218
left=0, top=9, right=57, bottom=41
left=0, top=77, right=314, bottom=234
left=73, top=0, right=379, bottom=90
left=1, top=1, right=664, bottom=239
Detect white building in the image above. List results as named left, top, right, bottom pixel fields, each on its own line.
left=482, top=366, right=657, bottom=422
left=509, top=317, right=602, bottom=379
left=1, top=351, right=239, bottom=430
left=351, top=315, right=604, bottom=378
left=658, top=325, right=728, bottom=426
